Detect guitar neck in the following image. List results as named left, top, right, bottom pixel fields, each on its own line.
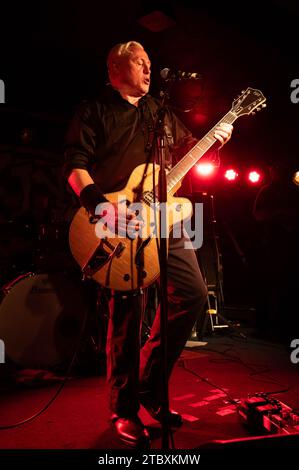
left=167, top=110, right=237, bottom=192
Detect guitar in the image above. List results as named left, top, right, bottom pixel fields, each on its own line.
left=69, top=87, right=266, bottom=291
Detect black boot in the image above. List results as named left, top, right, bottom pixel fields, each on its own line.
left=139, top=393, right=183, bottom=428
left=111, top=414, right=150, bottom=449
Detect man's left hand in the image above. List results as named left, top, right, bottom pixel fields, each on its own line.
left=214, top=123, right=233, bottom=148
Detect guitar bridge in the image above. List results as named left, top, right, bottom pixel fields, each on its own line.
left=81, top=239, right=125, bottom=279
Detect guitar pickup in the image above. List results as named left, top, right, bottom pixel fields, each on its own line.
left=82, top=239, right=125, bottom=279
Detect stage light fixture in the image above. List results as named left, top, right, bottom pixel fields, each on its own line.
left=248, top=170, right=262, bottom=184
left=224, top=169, right=238, bottom=181
left=196, top=163, right=215, bottom=176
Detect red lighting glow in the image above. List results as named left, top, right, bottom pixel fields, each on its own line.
left=224, top=169, right=238, bottom=181
left=196, top=163, right=215, bottom=176
left=193, top=113, right=208, bottom=125
left=248, top=170, right=262, bottom=184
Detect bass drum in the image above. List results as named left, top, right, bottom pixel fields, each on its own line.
left=0, top=271, right=89, bottom=370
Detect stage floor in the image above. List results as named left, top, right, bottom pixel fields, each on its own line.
left=0, top=330, right=298, bottom=451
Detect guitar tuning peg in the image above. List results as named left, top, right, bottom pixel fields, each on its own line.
left=256, top=107, right=261, bottom=112
left=241, top=90, right=245, bottom=94
left=251, top=111, right=256, bottom=115
left=262, top=103, right=267, bottom=108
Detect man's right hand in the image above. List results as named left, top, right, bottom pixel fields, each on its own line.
left=95, top=201, right=143, bottom=238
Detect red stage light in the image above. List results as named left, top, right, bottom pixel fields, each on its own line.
left=224, top=169, right=238, bottom=181
left=196, top=163, right=215, bottom=176
left=248, top=170, right=262, bottom=184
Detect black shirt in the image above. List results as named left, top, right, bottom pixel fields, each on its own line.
left=64, top=85, right=197, bottom=194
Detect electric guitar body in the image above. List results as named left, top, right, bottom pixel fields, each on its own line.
left=69, top=163, right=192, bottom=291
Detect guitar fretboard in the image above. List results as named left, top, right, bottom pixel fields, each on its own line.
left=167, top=110, right=237, bottom=192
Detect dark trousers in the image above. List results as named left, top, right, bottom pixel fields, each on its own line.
left=106, top=232, right=208, bottom=416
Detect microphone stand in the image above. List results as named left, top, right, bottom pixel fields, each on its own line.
left=152, top=87, right=171, bottom=449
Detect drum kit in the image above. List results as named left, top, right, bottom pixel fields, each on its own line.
left=0, top=214, right=108, bottom=373
left=0, top=142, right=110, bottom=375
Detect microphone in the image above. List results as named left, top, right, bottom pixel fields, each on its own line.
left=160, top=67, right=203, bottom=81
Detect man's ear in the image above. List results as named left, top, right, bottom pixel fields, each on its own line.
left=111, top=61, right=120, bottom=75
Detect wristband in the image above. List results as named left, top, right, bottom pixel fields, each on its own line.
left=79, top=184, right=108, bottom=215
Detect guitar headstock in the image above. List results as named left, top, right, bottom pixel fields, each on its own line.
left=232, top=87, right=266, bottom=117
